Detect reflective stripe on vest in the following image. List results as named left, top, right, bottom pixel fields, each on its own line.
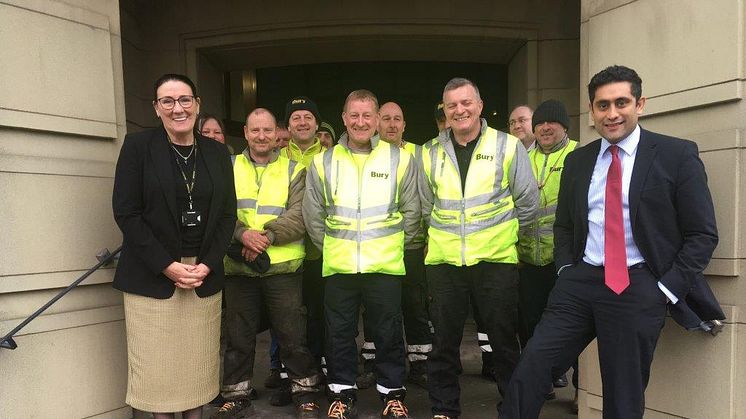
left=313, top=141, right=409, bottom=276
left=517, top=140, right=577, bottom=266
left=423, top=127, right=519, bottom=266
left=225, top=153, right=304, bottom=275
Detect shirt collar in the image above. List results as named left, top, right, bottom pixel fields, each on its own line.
left=600, top=124, right=640, bottom=157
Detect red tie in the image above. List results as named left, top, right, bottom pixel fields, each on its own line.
left=604, top=145, right=629, bottom=294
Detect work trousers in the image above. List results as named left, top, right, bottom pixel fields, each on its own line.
left=362, top=248, right=432, bottom=362
left=519, top=262, right=578, bottom=390
left=427, top=262, right=520, bottom=418
left=501, top=262, right=667, bottom=419
left=325, top=273, right=406, bottom=396
left=221, top=272, right=321, bottom=403
left=517, top=262, right=557, bottom=345
left=303, top=257, right=326, bottom=372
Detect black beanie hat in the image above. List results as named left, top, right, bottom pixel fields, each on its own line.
left=284, top=96, right=321, bottom=125
left=532, top=99, right=569, bottom=132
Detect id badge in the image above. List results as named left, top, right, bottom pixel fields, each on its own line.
left=181, top=210, right=202, bottom=227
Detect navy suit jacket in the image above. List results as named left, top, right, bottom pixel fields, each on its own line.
left=554, top=128, right=723, bottom=329
left=112, top=127, right=237, bottom=299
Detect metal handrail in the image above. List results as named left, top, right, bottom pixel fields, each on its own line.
left=0, top=246, right=122, bottom=350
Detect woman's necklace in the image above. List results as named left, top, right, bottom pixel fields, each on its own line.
left=169, top=138, right=195, bottom=162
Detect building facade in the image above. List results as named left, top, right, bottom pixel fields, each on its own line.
left=0, top=0, right=742, bottom=417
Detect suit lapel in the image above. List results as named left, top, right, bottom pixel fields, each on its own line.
left=198, top=136, right=223, bottom=256
left=629, top=129, right=657, bottom=224
left=151, top=128, right=179, bottom=228
left=578, top=140, right=601, bottom=237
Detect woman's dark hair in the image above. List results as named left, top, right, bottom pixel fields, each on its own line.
left=153, top=73, right=198, bottom=101
left=196, top=113, right=226, bottom=133
left=587, top=65, right=642, bottom=103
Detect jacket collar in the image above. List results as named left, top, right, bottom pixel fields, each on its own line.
left=436, top=118, right=488, bottom=146
left=338, top=132, right=381, bottom=152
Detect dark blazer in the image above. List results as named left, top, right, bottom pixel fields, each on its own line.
left=554, top=128, right=723, bottom=326
left=112, top=127, right=237, bottom=299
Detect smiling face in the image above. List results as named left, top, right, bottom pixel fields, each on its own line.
left=378, top=102, right=406, bottom=145
left=508, top=106, right=533, bottom=143
left=443, top=84, right=483, bottom=140
left=590, top=81, right=646, bottom=143
left=244, top=111, right=276, bottom=159
left=288, top=110, right=318, bottom=146
left=342, top=98, right=378, bottom=149
left=200, top=118, right=225, bottom=144
left=534, top=121, right=566, bottom=152
left=153, top=80, right=200, bottom=141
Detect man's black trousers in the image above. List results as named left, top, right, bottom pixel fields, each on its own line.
left=325, top=273, right=406, bottom=395
left=501, top=262, right=667, bottom=419
left=427, top=262, right=520, bottom=417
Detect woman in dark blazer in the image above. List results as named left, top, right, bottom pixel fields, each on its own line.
left=112, top=73, right=236, bottom=419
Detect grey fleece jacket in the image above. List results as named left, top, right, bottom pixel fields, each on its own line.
left=302, top=133, right=421, bottom=253
left=418, top=119, right=539, bottom=229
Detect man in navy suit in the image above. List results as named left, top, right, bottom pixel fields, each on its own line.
left=500, top=65, right=719, bottom=419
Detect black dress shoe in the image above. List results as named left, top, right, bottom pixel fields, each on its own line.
left=553, top=373, right=569, bottom=388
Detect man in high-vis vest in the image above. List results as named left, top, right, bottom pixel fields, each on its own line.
left=303, top=90, right=420, bottom=419
left=215, top=108, right=322, bottom=419
left=420, top=78, right=539, bottom=419
left=509, top=105, right=536, bottom=150
left=275, top=96, right=329, bottom=384
left=357, top=101, right=431, bottom=391
left=516, top=99, right=579, bottom=403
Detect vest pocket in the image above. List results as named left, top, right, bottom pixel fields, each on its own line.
left=470, top=200, right=509, bottom=218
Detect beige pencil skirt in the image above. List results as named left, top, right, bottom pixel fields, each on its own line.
left=122, top=265, right=221, bottom=412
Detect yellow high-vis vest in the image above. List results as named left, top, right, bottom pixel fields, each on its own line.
left=312, top=140, right=411, bottom=277
left=224, top=152, right=305, bottom=276
left=422, top=127, right=520, bottom=266
left=517, top=139, right=578, bottom=266
left=280, top=138, right=326, bottom=260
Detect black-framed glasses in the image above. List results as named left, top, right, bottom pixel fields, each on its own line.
left=156, top=95, right=196, bottom=110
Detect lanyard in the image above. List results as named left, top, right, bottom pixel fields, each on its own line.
left=533, top=144, right=569, bottom=190
left=170, top=139, right=198, bottom=210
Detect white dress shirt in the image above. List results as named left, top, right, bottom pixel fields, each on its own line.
left=580, top=125, right=677, bottom=303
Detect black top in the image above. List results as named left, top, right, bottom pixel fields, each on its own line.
left=112, top=127, right=237, bottom=299
left=170, top=144, right=213, bottom=257
left=451, top=131, right=480, bottom=191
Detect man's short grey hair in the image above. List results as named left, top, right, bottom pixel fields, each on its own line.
left=443, top=77, right=481, bottom=100
left=343, top=89, right=379, bottom=113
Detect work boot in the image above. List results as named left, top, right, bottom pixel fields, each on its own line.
left=381, top=389, right=410, bottom=418
left=297, top=401, right=321, bottom=419
left=327, top=389, right=358, bottom=419
left=407, top=360, right=428, bottom=389
left=269, top=380, right=292, bottom=406
left=265, top=368, right=283, bottom=389
left=356, top=359, right=376, bottom=389
left=209, top=399, right=253, bottom=419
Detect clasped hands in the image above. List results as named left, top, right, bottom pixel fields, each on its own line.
left=163, top=262, right=211, bottom=289
left=239, top=229, right=271, bottom=262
